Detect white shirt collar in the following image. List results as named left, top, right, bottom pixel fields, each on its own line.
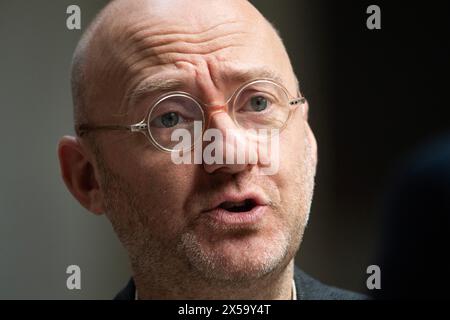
left=291, top=279, right=297, bottom=300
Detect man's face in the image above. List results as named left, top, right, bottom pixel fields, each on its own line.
left=89, top=0, right=317, bottom=282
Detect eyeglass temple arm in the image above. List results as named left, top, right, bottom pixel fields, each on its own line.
left=289, top=97, right=306, bottom=106
left=76, top=123, right=148, bottom=136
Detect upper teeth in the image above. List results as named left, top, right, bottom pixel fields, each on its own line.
left=221, top=201, right=246, bottom=209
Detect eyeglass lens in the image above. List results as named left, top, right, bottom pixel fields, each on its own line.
left=147, top=80, right=290, bottom=151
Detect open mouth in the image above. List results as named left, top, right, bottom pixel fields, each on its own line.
left=205, top=193, right=267, bottom=225
left=218, top=199, right=257, bottom=213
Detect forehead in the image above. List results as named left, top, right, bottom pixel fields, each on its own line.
left=108, top=7, right=285, bottom=67
left=88, top=1, right=292, bottom=116
left=112, top=0, right=267, bottom=39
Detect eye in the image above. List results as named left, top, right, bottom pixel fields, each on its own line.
left=239, top=93, right=274, bottom=113
left=249, top=96, right=269, bottom=112
left=151, top=112, right=185, bottom=128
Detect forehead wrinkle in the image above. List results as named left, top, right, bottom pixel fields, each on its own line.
left=115, top=18, right=250, bottom=69
left=136, top=31, right=251, bottom=55
left=103, top=18, right=253, bottom=112
left=118, top=20, right=251, bottom=68
left=125, top=34, right=247, bottom=67
left=114, top=44, right=246, bottom=112
left=112, top=38, right=249, bottom=114
left=125, top=19, right=246, bottom=44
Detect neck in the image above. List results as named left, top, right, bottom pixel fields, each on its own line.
left=133, top=260, right=295, bottom=300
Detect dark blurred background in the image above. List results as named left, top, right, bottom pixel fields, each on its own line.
left=0, top=0, right=448, bottom=298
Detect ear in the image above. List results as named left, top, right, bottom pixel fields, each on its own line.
left=302, top=99, right=310, bottom=121
left=302, top=101, right=318, bottom=167
left=58, top=136, right=104, bottom=215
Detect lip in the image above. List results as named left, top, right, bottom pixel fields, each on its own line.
left=202, top=191, right=270, bottom=226
left=205, top=205, right=267, bottom=225
left=206, top=191, right=269, bottom=211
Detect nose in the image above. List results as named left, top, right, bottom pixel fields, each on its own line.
left=202, top=109, right=258, bottom=175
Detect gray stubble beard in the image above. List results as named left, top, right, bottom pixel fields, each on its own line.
left=176, top=135, right=316, bottom=284
left=98, top=133, right=316, bottom=291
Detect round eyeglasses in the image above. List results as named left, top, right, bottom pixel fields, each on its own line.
left=76, top=79, right=306, bottom=152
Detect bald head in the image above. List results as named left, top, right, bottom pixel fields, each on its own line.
left=71, top=0, right=297, bottom=135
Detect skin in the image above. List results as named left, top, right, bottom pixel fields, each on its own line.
left=58, top=0, right=317, bottom=299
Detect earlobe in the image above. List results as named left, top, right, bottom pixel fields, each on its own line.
left=57, top=136, right=104, bottom=215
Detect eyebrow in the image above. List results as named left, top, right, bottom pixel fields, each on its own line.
left=126, top=77, right=185, bottom=108
left=220, top=67, right=286, bottom=87
left=126, top=67, right=286, bottom=109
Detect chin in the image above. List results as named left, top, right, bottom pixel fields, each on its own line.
left=178, top=227, right=292, bottom=282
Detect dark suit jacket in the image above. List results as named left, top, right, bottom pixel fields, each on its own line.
left=114, top=266, right=368, bottom=300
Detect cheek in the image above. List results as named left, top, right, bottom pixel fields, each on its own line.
left=134, top=155, right=197, bottom=228
left=106, top=146, right=196, bottom=233
left=278, top=117, right=307, bottom=175
left=273, top=117, right=310, bottom=205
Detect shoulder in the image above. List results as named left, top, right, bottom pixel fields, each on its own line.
left=294, top=267, right=370, bottom=300
left=114, top=278, right=136, bottom=300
